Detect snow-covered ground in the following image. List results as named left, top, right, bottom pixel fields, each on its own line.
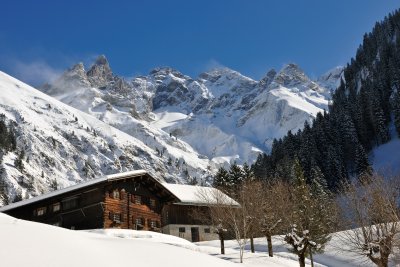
left=372, top=137, right=400, bottom=174
left=0, top=213, right=235, bottom=267
left=371, top=123, right=400, bottom=175
left=0, top=212, right=380, bottom=267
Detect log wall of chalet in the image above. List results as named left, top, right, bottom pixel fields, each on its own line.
left=103, top=180, right=163, bottom=231
left=5, top=187, right=105, bottom=230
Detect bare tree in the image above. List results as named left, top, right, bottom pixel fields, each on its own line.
left=197, top=184, right=252, bottom=263
left=338, top=174, right=400, bottom=267
left=242, top=180, right=266, bottom=253
left=260, top=179, right=292, bottom=257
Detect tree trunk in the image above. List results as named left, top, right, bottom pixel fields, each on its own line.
left=239, top=245, right=244, bottom=263
left=219, top=234, right=225, bottom=255
left=250, top=236, right=255, bottom=253
left=309, top=246, right=314, bottom=267
left=379, top=255, right=389, bottom=267
left=267, top=234, right=273, bottom=257
left=298, top=252, right=306, bottom=267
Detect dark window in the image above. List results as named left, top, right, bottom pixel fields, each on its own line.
left=36, top=207, right=46, bottom=216
left=62, top=197, right=78, bottom=210
left=135, top=218, right=144, bottom=226
left=204, top=228, right=211, bottom=233
left=113, top=213, right=121, bottom=223
left=179, top=227, right=186, bottom=233
left=150, top=198, right=156, bottom=208
left=150, top=220, right=157, bottom=229
left=135, top=195, right=141, bottom=205
left=52, top=202, right=60, bottom=212
left=112, top=190, right=120, bottom=199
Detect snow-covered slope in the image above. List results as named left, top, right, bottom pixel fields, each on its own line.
left=371, top=124, right=400, bottom=174
left=0, top=212, right=384, bottom=267
left=43, top=56, right=342, bottom=166
left=0, top=71, right=213, bottom=203
left=0, top=213, right=236, bottom=267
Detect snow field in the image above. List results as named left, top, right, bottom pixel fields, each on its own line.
left=0, top=212, right=381, bottom=267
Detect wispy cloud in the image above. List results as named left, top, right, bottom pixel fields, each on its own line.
left=10, top=60, right=63, bottom=87
left=204, top=58, right=226, bottom=71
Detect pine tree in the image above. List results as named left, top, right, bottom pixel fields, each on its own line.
left=393, top=90, right=400, bottom=137
left=0, top=153, right=9, bottom=205
left=14, top=150, right=25, bottom=172
left=355, top=143, right=372, bottom=177
left=50, top=178, right=58, bottom=191
left=285, top=159, right=333, bottom=267
left=242, top=163, right=255, bottom=182
left=213, top=167, right=229, bottom=188
left=228, top=163, right=244, bottom=187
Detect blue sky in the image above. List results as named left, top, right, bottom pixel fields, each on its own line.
left=0, top=1, right=399, bottom=86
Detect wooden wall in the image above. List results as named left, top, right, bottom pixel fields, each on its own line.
left=103, top=180, right=162, bottom=231
left=162, top=204, right=210, bottom=225
left=5, top=187, right=104, bottom=230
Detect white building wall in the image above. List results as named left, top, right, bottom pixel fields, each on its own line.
left=162, top=224, right=219, bottom=242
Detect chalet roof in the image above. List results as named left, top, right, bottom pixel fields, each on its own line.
left=0, top=170, right=148, bottom=212
left=0, top=170, right=238, bottom=212
left=161, top=183, right=239, bottom=207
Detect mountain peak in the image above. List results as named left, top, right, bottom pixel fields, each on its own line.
left=86, top=55, right=113, bottom=88
left=281, top=63, right=304, bottom=74
left=70, top=62, right=86, bottom=75
left=94, top=55, right=109, bottom=66
left=273, top=63, right=309, bottom=87
left=317, top=66, right=344, bottom=92
left=259, top=69, right=277, bottom=88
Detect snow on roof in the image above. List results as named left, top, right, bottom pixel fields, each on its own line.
left=0, top=170, right=238, bottom=212
left=0, top=170, right=147, bottom=212
left=161, top=183, right=239, bottom=206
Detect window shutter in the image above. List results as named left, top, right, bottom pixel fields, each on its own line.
left=120, top=214, right=124, bottom=222
left=109, top=211, right=113, bottom=220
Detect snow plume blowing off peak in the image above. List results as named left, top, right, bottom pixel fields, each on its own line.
left=0, top=70, right=214, bottom=203
left=8, top=60, right=63, bottom=88
left=37, top=55, right=341, bottom=168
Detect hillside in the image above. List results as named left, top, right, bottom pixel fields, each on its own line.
left=0, top=71, right=213, bottom=204
left=253, top=10, right=400, bottom=189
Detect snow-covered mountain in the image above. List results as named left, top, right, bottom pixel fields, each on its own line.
left=0, top=71, right=214, bottom=202
left=43, top=56, right=342, bottom=166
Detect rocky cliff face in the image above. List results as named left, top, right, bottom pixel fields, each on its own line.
left=42, top=55, right=342, bottom=166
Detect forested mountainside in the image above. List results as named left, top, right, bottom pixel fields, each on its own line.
left=253, top=10, right=400, bottom=190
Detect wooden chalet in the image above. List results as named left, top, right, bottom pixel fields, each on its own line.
left=0, top=170, right=238, bottom=242
left=0, top=170, right=177, bottom=231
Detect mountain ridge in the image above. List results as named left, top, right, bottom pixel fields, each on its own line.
left=41, top=56, right=343, bottom=166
